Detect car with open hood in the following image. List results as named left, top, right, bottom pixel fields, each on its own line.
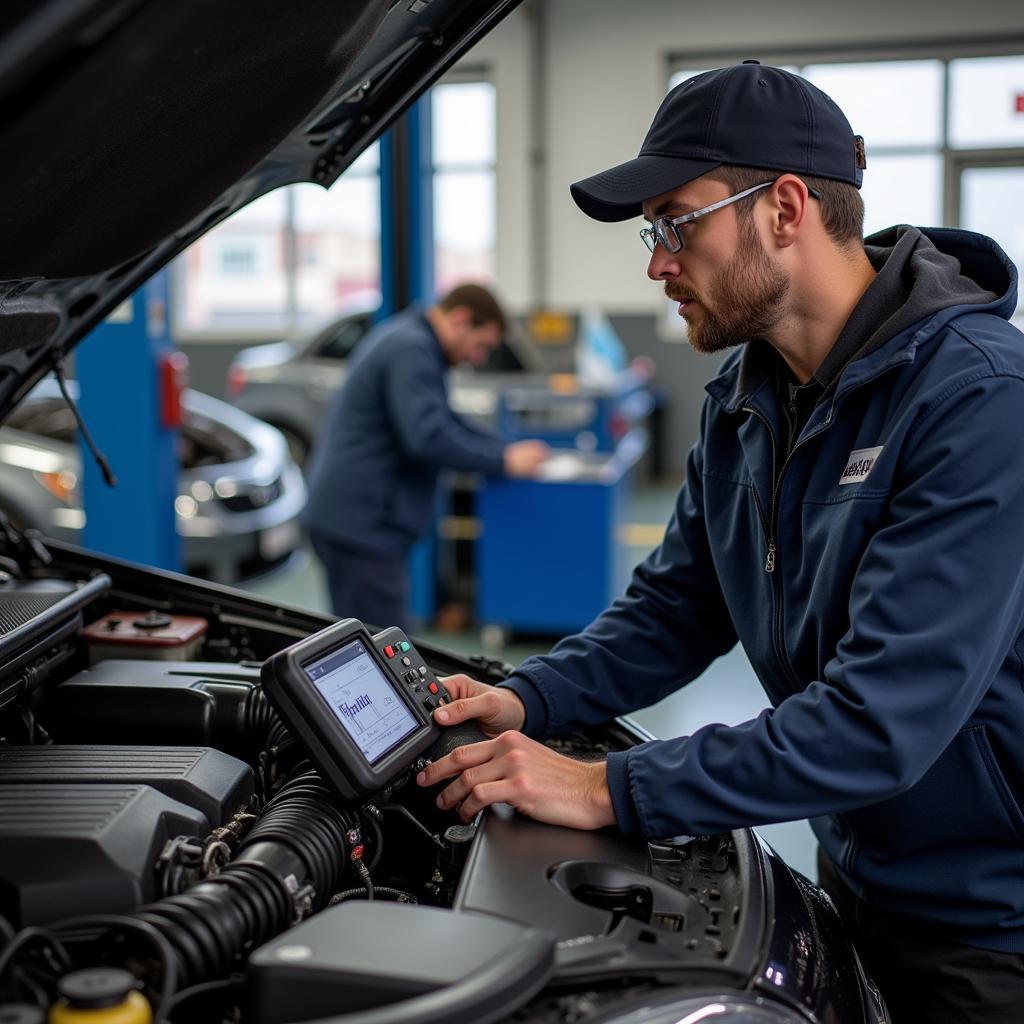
left=0, top=3, right=887, bottom=1022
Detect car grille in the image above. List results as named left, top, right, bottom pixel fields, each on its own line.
left=217, top=476, right=283, bottom=512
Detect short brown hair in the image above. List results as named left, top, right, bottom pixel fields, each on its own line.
left=706, top=164, right=864, bottom=250
left=438, top=282, right=507, bottom=333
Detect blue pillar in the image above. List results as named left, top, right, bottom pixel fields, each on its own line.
left=378, top=95, right=435, bottom=317
left=77, top=269, right=182, bottom=572
left=379, top=96, right=437, bottom=621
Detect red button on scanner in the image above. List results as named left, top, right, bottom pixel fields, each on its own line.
left=428, top=682, right=439, bottom=694
left=384, top=645, right=395, bottom=658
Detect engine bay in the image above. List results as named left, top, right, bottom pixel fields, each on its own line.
left=0, top=546, right=875, bottom=1023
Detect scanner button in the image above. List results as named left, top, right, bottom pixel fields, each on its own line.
left=428, top=681, right=439, bottom=694
left=399, top=642, right=411, bottom=652
left=418, top=666, right=427, bottom=677
left=401, top=656, right=412, bottom=666
left=384, top=645, right=396, bottom=658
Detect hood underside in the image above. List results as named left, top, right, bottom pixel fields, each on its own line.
left=0, top=0, right=520, bottom=416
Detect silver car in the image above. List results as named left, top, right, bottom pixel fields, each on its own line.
left=0, top=379, right=306, bottom=583
left=225, top=308, right=374, bottom=465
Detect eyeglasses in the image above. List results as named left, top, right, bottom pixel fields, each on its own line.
left=640, top=180, right=821, bottom=255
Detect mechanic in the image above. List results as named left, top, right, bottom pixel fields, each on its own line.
left=417, top=63, right=1024, bottom=1021
left=303, top=282, right=548, bottom=629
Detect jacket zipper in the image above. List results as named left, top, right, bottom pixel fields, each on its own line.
left=743, top=404, right=843, bottom=570
left=742, top=405, right=832, bottom=692
left=740, top=405, right=791, bottom=689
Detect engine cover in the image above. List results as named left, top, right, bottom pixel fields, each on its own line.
left=0, top=745, right=253, bottom=927
left=0, top=745, right=253, bottom=826
left=0, top=782, right=207, bottom=927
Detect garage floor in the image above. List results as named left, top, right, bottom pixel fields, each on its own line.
left=243, top=481, right=819, bottom=878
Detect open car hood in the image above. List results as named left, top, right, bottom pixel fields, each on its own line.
left=0, top=0, right=521, bottom=420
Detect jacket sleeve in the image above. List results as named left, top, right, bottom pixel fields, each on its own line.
left=602, top=372, right=1024, bottom=837
left=500, top=417, right=739, bottom=743
left=384, top=343, right=505, bottom=474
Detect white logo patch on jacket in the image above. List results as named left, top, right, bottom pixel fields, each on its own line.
left=839, top=445, right=883, bottom=485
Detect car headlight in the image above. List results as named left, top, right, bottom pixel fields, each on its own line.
left=603, top=994, right=806, bottom=1024
left=35, top=469, right=80, bottom=504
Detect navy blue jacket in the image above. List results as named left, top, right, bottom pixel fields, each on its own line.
left=303, top=307, right=505, bottom=555
left=504, top=228, right=1024, bottom=952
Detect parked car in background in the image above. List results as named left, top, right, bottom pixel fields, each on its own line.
left=0, top=379, right=306, bottom=583
left=226, top=306, right=539, bottom=466
left=225, top=307, right=374, bottom=465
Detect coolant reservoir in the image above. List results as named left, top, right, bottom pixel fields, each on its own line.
left=49, top=969, right=151, bottom=1024
left=82, top=610, right=208, bottom=663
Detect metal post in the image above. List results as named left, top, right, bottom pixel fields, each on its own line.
left=378, top=96, right=435, bottom=315
left=379, top=96, right=437, bottom=620
left=77, top=269, right=183, bottom=572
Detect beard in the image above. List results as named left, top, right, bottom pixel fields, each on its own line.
left=667, top=218, right=789, bottom=354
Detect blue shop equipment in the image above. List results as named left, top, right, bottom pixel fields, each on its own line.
left=496, top=364, right=655, bottom=454
left=476, top=428, right=647, bottom=635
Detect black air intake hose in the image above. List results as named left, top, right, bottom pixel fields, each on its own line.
left=243, top=685, right=290, bottom=752
left=238, top=771, right=355, bottom=902
left=134, top=771, right=355, bottom=987
left=135, top=860, right=292, bottom=986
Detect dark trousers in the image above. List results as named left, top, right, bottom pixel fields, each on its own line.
left=309, top=531, right=410, bottom=632
left=817, top=849, right=1024, bottom=1023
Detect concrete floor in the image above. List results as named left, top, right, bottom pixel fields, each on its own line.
left=243, top=481, right=819, bottom=879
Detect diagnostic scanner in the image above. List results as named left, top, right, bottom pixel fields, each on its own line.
left=261, top=617, right=469, bottom=801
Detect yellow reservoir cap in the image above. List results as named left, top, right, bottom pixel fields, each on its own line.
left=50, top=969, right=151, bottom=1024
left=49, top=991, right=151, bottom=1024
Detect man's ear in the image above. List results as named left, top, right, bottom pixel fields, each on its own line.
left=769, top=174, right=812, bottom=249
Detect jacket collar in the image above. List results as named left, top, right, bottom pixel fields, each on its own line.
left=705, top=327, right=928, bottom=415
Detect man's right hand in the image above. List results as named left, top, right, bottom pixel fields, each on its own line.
left=435, top=674, right=526, bottom=737
left=503, top=440, right=550, bottom=478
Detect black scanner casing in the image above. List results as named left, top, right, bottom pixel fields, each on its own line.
left=260, top=618, right=447, bottom=802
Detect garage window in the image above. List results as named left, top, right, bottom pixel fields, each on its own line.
left=432, top=79, right=497, bottom=293
left=173, top=144, right=382, bottom=337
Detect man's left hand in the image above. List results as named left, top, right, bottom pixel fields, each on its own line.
left=416, top=731, right=616, bottom=830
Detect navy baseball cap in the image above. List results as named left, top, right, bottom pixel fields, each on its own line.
left=571, top=60, right=866, bottom=223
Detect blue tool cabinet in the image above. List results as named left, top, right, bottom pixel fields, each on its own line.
left=476, top=431, right=646, bottom=635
